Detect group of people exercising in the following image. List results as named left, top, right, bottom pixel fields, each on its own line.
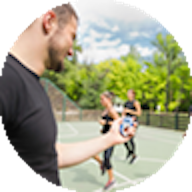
left=93, top=89, right=192, bottom=189
left=94, top=89, right=142, bottom=191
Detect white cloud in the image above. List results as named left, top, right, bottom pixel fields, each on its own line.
left=72, top=0, right=149, bottom=24
left=135, top=44, right=156, bottom=56
left=141, top=32, right=150, bottom=38
left=78, top=44, right=130, bottom=64
left=71, top=0, right=159, bottom=63
left=112, top=25, right=119, bottom=32
left=129, top=31, right=150, bottom=38
left=97, top=19, right=111, bottom=30
left=82, top=30, right=116, bottom=46
left=83, top=36, right=94, bottom=44
left=79, top=14, right=111, bottom=30
left=156, top=26, right=165, bottom=33
left=79, top=31, right=153, bottom=63
left=129, top=31, right=140, bottom=38
left=118, top=44, right=130, bottom=54
left=104, top=33, right=112, bottom=39
left=93, top=39, right=121, bottom=48
left=72, top=0, right=152, bottom=42
left=88, top=30, right=113, bottom=40
left=90, top=29, right=103, bottom=39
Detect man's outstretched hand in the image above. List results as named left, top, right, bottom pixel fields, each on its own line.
left=108, top=118, right=136, bottom=145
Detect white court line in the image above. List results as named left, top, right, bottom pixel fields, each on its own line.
left=140, top=126, right=185, bottom=135
left=113, top=156, right=166, bottom=163
left=137, top=134, right=180, bottom=145
left=138, top=129, right=182, bottom=140
left=139, top=157, right=166, bottom=163
left=91, top=159, right=135, bottom=184
left=59, top=122, right=180, bottom=145
left=135, top=177, right=148, bottom=182
left=66, top=123, right=78, bottom=134
left=115, top=181, right=129, bottom=188
left=115, top=176, right=148, bottom=188
left=62, top=158, right=144, bottom=192
left=113, top=170, right=136, bottom=185
left=58, top=130, right=180, bottom=145
left=93, top=176, right=147, bottom=191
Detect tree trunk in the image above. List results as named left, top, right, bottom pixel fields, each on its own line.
left=176, top=85, right=184, bottom=112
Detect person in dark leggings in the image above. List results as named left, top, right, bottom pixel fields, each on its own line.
left=122, top=89, right=142, bottom=164
left=93, top=91, right=119, bottom=191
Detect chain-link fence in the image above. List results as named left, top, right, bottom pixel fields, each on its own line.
left=41, top=78, right=82, bottom=121
left=139, top=111, right=190, bottom=131
left=41, top=78, right=190, bottom=131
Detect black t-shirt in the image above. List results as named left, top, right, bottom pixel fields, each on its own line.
left=101, top=114, right=114, bottom=134
left=124, top=100, right=137, bottom=120
left=0, top=54, right=60, bottom=186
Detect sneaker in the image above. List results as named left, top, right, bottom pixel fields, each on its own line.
left=129, top=155, right=138, bottom=164
left=104, top=180, right=116, bottom=191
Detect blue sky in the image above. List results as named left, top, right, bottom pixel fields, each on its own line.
left=72, top=0, right=169, bottom=64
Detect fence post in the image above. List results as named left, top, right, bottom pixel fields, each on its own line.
left=45, top=79, right=48, bottom=93
left=175, top=112, right=179, bottom=130
left=146, top=111, right=150, bottom=125
left=62, top=95, right=66, bottom=121
left=80, top=109, right=83, bottom=121
left=159, top=114, right=163, bottom=127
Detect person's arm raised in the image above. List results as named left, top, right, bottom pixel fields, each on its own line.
left=56, top=118, right=135, bottom=169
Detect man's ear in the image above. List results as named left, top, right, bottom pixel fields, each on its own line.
left=42, top=10, right=57, bottom=34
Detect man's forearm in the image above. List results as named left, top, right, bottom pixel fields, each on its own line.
left=56, top=133, right=114, bottom=169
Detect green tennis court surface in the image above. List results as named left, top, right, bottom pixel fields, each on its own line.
left=57, top=122, right=184, bottom=192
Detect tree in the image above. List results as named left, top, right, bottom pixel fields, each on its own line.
left=140, top=63, right=165, bottom=111
left=169, top=59, right=192, bottom=111
left=78, top=65, right=108, bottom=109
left=152, top=33, right=182, bottom=111
left=70, top=40, right=82, bottom=64
left=104, top=57, right=142, bottom=102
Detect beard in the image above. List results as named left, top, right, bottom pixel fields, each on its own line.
left=48, top=46, right=64, bottom=72
left=47, top=32, right=65, bottom=73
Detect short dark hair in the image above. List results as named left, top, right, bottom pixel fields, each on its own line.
left=52, top=3, right=79, bottom=28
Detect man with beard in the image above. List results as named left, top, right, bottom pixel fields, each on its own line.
left=0, top=3, right=135, bottom=186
